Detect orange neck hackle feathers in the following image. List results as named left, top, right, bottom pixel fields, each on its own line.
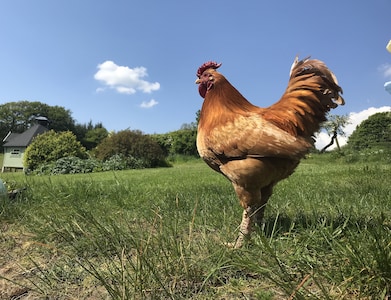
left=197, top=69, right=260, bottom=133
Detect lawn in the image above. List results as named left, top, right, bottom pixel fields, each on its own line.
left=0, top=155, right=390, bottom=299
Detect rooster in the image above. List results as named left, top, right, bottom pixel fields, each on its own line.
left=195, top=57, right=344, bottom=248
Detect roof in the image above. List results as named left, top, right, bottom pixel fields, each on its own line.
left=2, top=132, right=20, bottom=143
left=3, top=124, right=49, bottom=147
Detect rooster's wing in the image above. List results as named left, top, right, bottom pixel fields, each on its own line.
left=198, top=113, right=313, bottom=163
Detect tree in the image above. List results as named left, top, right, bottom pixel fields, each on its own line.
left=195, top=110, right=201, bottom=125
left=0, top=101, right=75, bottom=144
left=152, top=111, right=199, bottom=157
left=347, top=112, right=391, bottom=150
left=169, top=129, right=198, bottom=156
left=180, top=122, right=197, bottom=131
left=24, top=130, right=88, bottom=171
left=94, top=130, right=167, bottom=167
left=83, top=127, right=109, bottom=150
left=73, top=121, right=108, bottom=150
left=320, top=114, right=350, bottom=153
left=151, top=128, right=198, bottom=157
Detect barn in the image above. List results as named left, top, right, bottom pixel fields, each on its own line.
left=2, top=117, right=49, bottom=172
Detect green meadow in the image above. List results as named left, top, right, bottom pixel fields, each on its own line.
left=1, top=154, right=390, bottom=299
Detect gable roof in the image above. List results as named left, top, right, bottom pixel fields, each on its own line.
left=3, top=124, right=49, bottom=147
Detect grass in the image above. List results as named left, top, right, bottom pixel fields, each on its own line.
left=0, top=155, right=390, bottom=299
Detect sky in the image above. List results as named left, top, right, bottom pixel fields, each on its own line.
left=1, top=1, right=391, bottom=149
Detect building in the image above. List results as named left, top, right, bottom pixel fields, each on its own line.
left=2, top=117, right=49, bottom=172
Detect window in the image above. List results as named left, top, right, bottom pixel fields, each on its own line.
left=10, top=149, right=21, bottom=157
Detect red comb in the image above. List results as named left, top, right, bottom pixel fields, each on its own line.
left=196, top=61, right=222, bottom=77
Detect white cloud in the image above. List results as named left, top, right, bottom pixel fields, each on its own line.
left=94, top=61, right=160, bottom=95
left=379, top=63, right=391, bottom=78
left=140, top=99, right=158, bottom=108
left=314, top=106, right=391, bottom=150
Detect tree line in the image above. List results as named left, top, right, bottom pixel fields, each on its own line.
left=1, top=100, right=390, bottom=173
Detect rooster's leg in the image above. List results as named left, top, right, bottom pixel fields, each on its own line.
left=252, top=204, right=266, bottom=231
left=231, top=184, right=267, bottom=248
left=253, top=185, right=274, bottom=230
left=234, top=207, right=253, bottom=248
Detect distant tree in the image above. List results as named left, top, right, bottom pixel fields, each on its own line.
left=0, top=101, right=75, bottom=143
left=150, top=133, right=171, bottom=156
left=151, top=128, right=198, bottom=157
left=180, top=122, right=197, bottom=130
left=169, top=129, right=198, bottom=156
left=195, top=110, right=201, bottom=125
left=73, top=121, right=108, bottom=150
left=347, top=112, right=391, bottom=150
left=94, top=130, right=167, bottom=167
left=83, top=127, right=109, bottom=150
left=24, top=130, right=88, bottom=171
left=320, top=114, right=350, bottom=152
left=45, top=105, right=75, bottom=132
left=152, top=111, right=200, bottom=157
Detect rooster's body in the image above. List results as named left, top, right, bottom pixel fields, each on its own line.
left=195, top=57, right=344, bottom=247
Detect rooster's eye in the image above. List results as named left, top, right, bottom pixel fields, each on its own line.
left=203, top=73, right=211, bottom=79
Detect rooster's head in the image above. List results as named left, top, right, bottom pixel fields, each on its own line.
left=196, top=61, right=222, bottom=98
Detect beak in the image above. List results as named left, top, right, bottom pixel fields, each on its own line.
left=195, top=78, right=201, bottom=84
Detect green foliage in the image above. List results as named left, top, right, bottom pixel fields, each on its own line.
left=83, top=127, right=109, bottom=149
left=0, top=101, right=75, bottom=141
left=170, top=129, right=198, bottom=156
left=327, top=147, right=391, bottom=164
left=24, top=130, right=88, bottom=171
left=152, top=128, right=198, bottom=157
left=73, top=121, right=108, bottom=150
left=347, top=112, right=391, bottom=150
left=322, top=114, right=350, bottom=136
left=101, top=154, right=145, bottom=170
left=94, top=129, right=168, bottom=167
left=320, top=114, right=350, bottom=152
left=101, top=154, right=128, bottom=171
left=32, top=157, right=100, bottom=175
left=30, top=154, right=153, bottom=175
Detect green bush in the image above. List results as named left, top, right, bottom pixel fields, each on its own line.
left=24, top=130, right=88, bottom=171
left=31, top=157, right=100, bottom=175
left=101, top=154, right=128, bottom=171
left=94, top=130, right=168, bottom=167
left=151, top=129, right=198, bottom=157
left=326, top=147, right=391, bottom=164
left=101, top=154, right=146, bottom=171
left=51, top=157, right=100, bottom=174
left=30, top=154, right=149, bottom=175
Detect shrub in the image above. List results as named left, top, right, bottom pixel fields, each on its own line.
left=94, top=130, right=167, bottom=167
left=30, top=157, right=101, bottom=175
left=101, top=154, right=128, bottom=171
left=101, top=154, right=146, bottom=171
left=24, top=130, right=88, bottom=171
left=50, top=157, right=100, bottom=174
left=151, top=129, right=198, bottom=157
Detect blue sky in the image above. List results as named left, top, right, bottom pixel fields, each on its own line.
left=1, top=1, right=390, bottom=147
